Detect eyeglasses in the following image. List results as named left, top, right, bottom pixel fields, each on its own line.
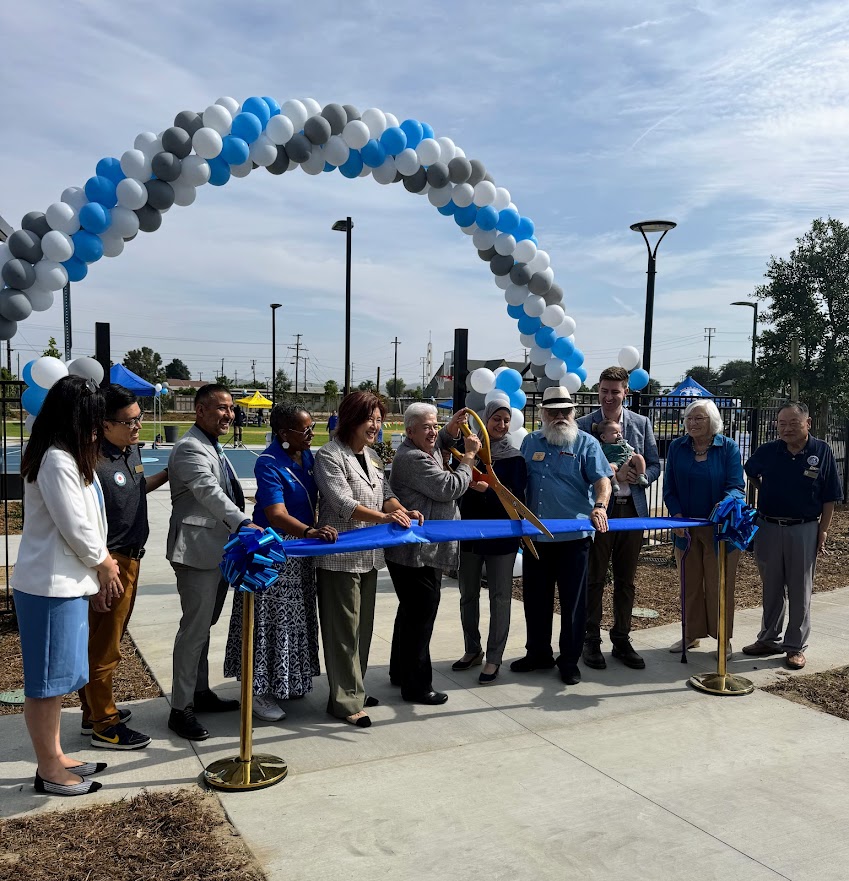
left=418, top=423, right=439, bottom=433
left=107, top=415, right=143, bottom=428
left=685, top=415, right=708, bottom=423
left=288, top=424, right=316, bottom=436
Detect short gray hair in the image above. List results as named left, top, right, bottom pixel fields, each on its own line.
left=404, top=402, right=438, bottom=431
left=683, top=399, right=723, bottom=435
left=779, top=401, right=809, bottom=418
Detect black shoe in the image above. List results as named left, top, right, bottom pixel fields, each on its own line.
left=478, top=665, right=500, bottom=684
left=560, top=665, right=582, bottom=685
left=193, top=690, right=239, bottom=713
left=509, top=655, right=557, bottom=673
left=364, top=695, right=380, bottom=708
left=91, top=722, right=151, bottom=750
left=66, top=761, right=107, bottom=777
left=168, top=707, right=209, bottom=741
left=402, top=690, right=448, bottom=705
left=81, top=707, right=132, bottom=735
left=611, top=640, right=646, bottom=670
left=452, top=650, right=484, bottom=671
left=34, top=771, right=102, bottom=797
left=582, top=641, right=607, bottom=670
left=389, top=675, right=402, bottom=687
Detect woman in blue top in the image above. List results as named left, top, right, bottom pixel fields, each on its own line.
left=663, top=400, right=745, bottom=656
left=224, top=404, right=337, bottom=721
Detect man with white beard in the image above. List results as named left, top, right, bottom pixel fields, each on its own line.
left=511, top=386, right=612, bottom=685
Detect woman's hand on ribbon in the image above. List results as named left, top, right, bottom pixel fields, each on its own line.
left=312, top=525, right=338, bottom=543
left=384, top=509, right=413, bottom=528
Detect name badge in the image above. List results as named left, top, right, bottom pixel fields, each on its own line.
left=804, top=467, right=819, bottom=479
left=532, top=451, right=546, bottom=461
left=135, top=464, right=145, bottom=473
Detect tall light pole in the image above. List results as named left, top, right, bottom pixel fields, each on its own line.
left=270, top=303, right=282, bottom=404
left=731, top=301, right=758, bottom=366
left=332, top=217, right=353, bottom=396
left=630, top=220, right=676, bottom=376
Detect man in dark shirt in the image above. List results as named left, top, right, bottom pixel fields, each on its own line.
left=80, top=385, right=169, bottom=749
left=742, top=402, right=842, bottom=669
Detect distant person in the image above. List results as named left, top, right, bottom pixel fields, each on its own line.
left=327, top=409, right=339, bottom=441
left=233, top=404, right=247, bottom=444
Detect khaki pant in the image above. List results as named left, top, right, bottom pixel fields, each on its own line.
left=674, top=526, right=739, bottom=640
left=79, top=554, right=140, bottom=732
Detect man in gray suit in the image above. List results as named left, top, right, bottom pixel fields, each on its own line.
left=576, top=366, right=660, bottom=671
left=166, top=384, right=258, bottom=740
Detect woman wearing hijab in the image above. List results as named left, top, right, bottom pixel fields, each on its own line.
left=452, top=402, right=527, bottom=684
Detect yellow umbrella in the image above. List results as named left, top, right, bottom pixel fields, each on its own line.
left=235, top=390, right=273, bottom=408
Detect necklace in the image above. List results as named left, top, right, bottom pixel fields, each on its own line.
left=691, top=438, right=712, bottom=456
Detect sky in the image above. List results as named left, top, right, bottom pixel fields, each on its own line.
left=1, top=1, right=848, bottom=391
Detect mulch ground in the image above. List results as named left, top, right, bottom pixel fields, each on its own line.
left=763, top=666, right=849, bottom=721
left=0, top=789, right=266, bottom=881
left=0, top=502, right=22, bottom=535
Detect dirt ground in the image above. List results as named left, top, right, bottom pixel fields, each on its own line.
left=0, top=502, right=22, bottom=535
left=763, top=666, right=849, bottom=722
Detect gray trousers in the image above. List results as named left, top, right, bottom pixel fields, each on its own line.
left=172, top=565, right=230, bottom=711
left=316, top=568, right=377, bottom=718
left=458, top=550, right=516, bottom=665
left=754, top=519, right=818, bottom=653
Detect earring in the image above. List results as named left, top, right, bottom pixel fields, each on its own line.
left=282, top=440, right=290, bottom=449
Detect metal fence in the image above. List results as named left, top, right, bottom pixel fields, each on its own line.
left=1, top=380, right=25, bottom=616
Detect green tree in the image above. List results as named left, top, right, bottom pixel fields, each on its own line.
left=0, top=366, right=16, bottom=381
left=124, top=347, right=165, bottom=383
left=323, top=379, right=339, bottom=408
left=683, top=365, right=716, bottom=388
left=357, top=379, right=376, bottom=392
left=409, top=385, right=424, bottom=401
left=43, top=336, right=62, bottom=359
left=272, top=368, right=292, bottom=400
left=165, top=358, right=191, bottom=380
left=385, top=377, right=406, bottom=399
left=214, top=374, right=232, bottom=389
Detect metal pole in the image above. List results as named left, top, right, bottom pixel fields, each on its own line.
left=751, top=304, right=758, bottom=367
left=344, top=217, right=352, bottom=396
left=94, top=323, right=110, bottom=388
left=270, top=304, right=281, bottom=405
left=62, top=283, right=72, bottom=362
left=642, top=253, right=656, bottom=376
left=391, top=337, right=400, bottom=414
left=452, top=329, right=469, bottom=414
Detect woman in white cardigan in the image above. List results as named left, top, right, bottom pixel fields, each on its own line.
left=12, top=375, right=122, bottom=796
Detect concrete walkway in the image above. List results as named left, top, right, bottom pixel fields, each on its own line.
left=3, top=488, right=849, bottom=880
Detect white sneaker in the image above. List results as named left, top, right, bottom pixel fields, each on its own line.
left=669, top=638, right=701, bottom=652
left=252, top=693, right=286, bottom=721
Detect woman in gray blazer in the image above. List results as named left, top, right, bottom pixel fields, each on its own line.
left=313, top=391, right=422, bottom=728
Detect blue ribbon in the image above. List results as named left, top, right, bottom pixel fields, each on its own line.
left=709, top=498, right=759, bottom=551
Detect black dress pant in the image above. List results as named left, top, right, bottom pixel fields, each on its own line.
left=521, top=538, right=591, bottom=669
left=387, top=561, right=442, bottom=697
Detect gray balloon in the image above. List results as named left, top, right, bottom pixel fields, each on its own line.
left=144, top=180, right=175, bottom=211
left=21, top=211, right=51, bottom=238
left=174, top=110, right=204, bottom=137
left=537, top=376, right=561, bottom=392
left=135, top=204, right=163, bottom=233
left=465, top=390, right=486, bottom=412
left=510, top=263, right=532, bottom=286
left=321, top=103, right=347, bottom=136
left=467, top=159, right=486, bottom=187
left=304, top=115, right=331, bottom=145
left=490, top=254, right=514, bottom=276
left=125, top=232, right=138, bottom=242
left=448, top=157, right=471, bottom=184
left=8, top=229, right=42, bottom=263
left=151, top=151, right=182, bottom=182
left=478, top=247, right=496, bottom=262
left=530, top=361, right=547, bottom=377
left=0, top=316, right=16, bottom=341
left=393, top=171, right=404, bottom=184
left=0, top=289, right=33, bottom=321
left=161, top=126, right=193, bottom=159
left=2, top=258, right=35, bottom=290
left=403, top=168, right=428, bottom=193
left=286, top=133, right=312, bottom=163
left=266, top=145, right=290, bottom=175
left=484, top=172, right=495, bottom=183
left=528, top=272, right=552, bottom=295
left=425, top=162, right=449, bottom=188
left=544, top=283, right=564, bottom=306
left=343, top=104, right=361, bottom=122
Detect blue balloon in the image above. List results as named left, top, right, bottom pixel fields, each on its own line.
left=420, top=121, right=435, bottom=140
left=242, top=96, right=271, bottom=128
left=324, top=162, right=336, bottom=172
left=339, top=150, right=364, bottom=178
left=517, top=314, right=542, bottom=335
left=566, top=348, right=585, bottom=371
left=514, top=216, right=535, bottom=241
left=437, top=201, right=457, bottom=216
left=262, top=96, right=281, bottom=117
left=552, top=336, right=575, bottom=361
left=476, top=206, right=499, bottom=231
left=535, top=327, right=557, bottom=348
left=510, top=388, right=527, bottom=409
left=95, top=157, right=125, bottom=184
left=22, top=360, right=35, bottom=386
left=379, top=126, right=407, bottom=155
left=507, top=303, right=525, bottom=319
left=207, top=156, right=231, bottom=186
left=399, top=119, right=423, bottom=150
left=220, top=135, right=250, bottom=166
left=576, top=366, right=588, bottom=383
left=79, top=202, right=111, bottom=235
left=530, top=235, right=539, bottom=246
left=496, top=208, right=520, bottom=234
left=454, top=204, right=478, bottom=227
left=22, top=384, right=48, bottom=415
left=361, top=139, right=386, bottom=168
left=495, top=369, right=522, bottom=394
left=629, top=368, right=650, bottom=391
left=231, top=112, right=263, bottom=144
left=63, top=256, right=88, bottom=282
left=71, top=230, right=103, bottom=263
left=84, top=175, right=117, bottom=208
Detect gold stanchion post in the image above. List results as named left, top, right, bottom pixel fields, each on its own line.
left=204, top=591, right=289, bottom=790
left=689, top=540, right=754, bottom=696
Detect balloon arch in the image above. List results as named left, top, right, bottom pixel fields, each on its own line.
left=0, top=94, right=650, bottom=420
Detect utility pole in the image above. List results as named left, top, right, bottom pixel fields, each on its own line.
left=420, top=356, right=426, bottom=392
left=251, top=359, right=256, bottom=385
left=391, top=337, right=401, bottom=414
left=704, top=328, right=716, bottom=373
left=288, top=334, right=303, bottom=393
left=290, top=350, right=308, bottom=393
left=220, top=357, right=224, bottom=381
left=376, top=366, right=381, bottom=394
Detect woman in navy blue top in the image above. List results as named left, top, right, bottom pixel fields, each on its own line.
left=224, top=405, right=336, bottom=722
left=663, top=400, right=745, bottom=656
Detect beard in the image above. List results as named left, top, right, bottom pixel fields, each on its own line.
left=542, top=417, right=579, bottom=447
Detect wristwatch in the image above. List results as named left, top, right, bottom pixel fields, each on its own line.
left=593, top=502, right=606, bottom=509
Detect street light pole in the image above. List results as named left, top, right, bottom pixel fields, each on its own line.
left=332, top=218, right=353, bottom=396
left=270, top=303, right=282, bottom=405
left=730, top=301, right=759, bottom=367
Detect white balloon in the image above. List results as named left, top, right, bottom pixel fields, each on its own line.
left=472, top=228, right=497, bottom=250
left=527, top=249, right=551, bottom=273
left=359, top=165, right=372, bottom=178
left=469, top=367, right=496, bottom=393
left=485, top=388, right=511, bottom=406
left=454, top=146, right=466, bottom=159
left=45, top=203, right=79, bottom=236
left=395, top=148, right=419, bottom=176
left=120, top=148, right=151, bottom=181
left=100, top=233, right=125, bottom=257
left=436, top=137, right=456, bottom=163
left=473, top=181, right=496, bottom=207
left=249, top=134, right=277, bottom=167
left=281, top=99, right=308, bottom=131
left=324, top=135, right=350, bottom=167
left=193, top=127, right=223, bottom=160
left=510, top=427, right=528, bottom=449
left=302, top=98, right=321, bottom=117
left=68, top=356, right=104, bottom=384
left=509, top=408, right=525, bottom=433
left=342, top=120, right=370, bottom=150
left=134, top=132, right=159, bottom=155
left=26, top=286, right=54, bottom=311
left=460, top=223, right=475, bottom=235
left=541, top=305, right=566, bottom=327
left=505, top=285, right=528, bottom=307
left=494, top=233, right=516, bottom=256
left=545, top=358, right=567, bottom=380
left=513, top=239, right=537, bottom=263
left=203, top=104, right=232, bottom=136
left=523, top=295, right=545, bottom=318
left=110, top=206, right=140, bottom=239
left=492, top=187, right=511, bottom=211
left=31, top=356, right=68, bottom=389
left=34, top=260, right=67, bottom=291
left=41, top=229, right=73, bottom=262
left=563, top=372, right=582, bottom=394
left=372, top=156, right=397, bottom=184
left=116, top=178, right=148, bottom=210
left=171, top=181, right=196, bottom=207
left=266, top=113, right=295, bottom=145
left=180, top=155, right=211, bottom=187
left=519, top=333, right=536, bottom=348
left=416, top=138, right=441, bottom=166
left=452, top=183, right=475, bottom=208
left=61, top=187, right=88, bottom=211
left=618, top=346, right=641, bottom=371
left=384, top=112, right=399, bottom=128
left=529, top=346, right=549, bottom=365
left=361, top=108, right=387, bottom=139
left=215, top=96, right=240, bottom=116
left=558, top=316, right=577, bottom=336
left=229, top=160, right=253, bottom=179
left=428, top=184, right=454, bottom=208
left=24, top=413, right=36, bottom=433
left=494, top=274, right=512, bottom=290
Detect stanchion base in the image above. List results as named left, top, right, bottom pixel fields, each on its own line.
left=204, top=754, right=288, bottom=791
left=689, top=672, right=755, bottom=696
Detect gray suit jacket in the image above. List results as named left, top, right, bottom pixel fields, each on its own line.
left=166, top=425, right=246, bottom=569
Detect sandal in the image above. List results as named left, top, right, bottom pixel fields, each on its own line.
left=344, top=712, right=372, bottom=728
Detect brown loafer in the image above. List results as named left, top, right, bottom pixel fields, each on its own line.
left=742, top=640, right=783, bottom=656
left=786, top=652, right=806, bottom=670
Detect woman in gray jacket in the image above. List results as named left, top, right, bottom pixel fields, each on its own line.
left=385, top=404, right=480, bottom=705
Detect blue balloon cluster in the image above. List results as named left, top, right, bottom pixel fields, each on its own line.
left=493, top=368, right=526, bottom=409
left=709, top=497, right=759, bottom=551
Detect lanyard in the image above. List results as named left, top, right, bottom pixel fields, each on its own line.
left=283, top=466, right=315, bottom=518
